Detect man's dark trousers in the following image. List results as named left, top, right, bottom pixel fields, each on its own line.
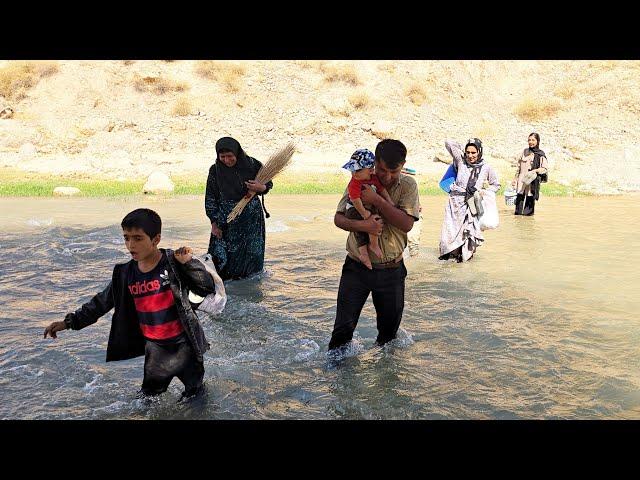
left=328, top=255, right=407, bottom=350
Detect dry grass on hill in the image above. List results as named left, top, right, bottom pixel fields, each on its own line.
left=2, top=60, right=640, bottom=195
left=348, top=91, right=371, bottom=110
left=319, top=63, right=361, bottom=86
left=0, top=61, right=59, bottom=101
left=132, top=74, right=189, bottom=95
left=405, top=82, right=428, bottom=106
left=172, top=95, right=193, bottom=116
left=554, top=82, right=575, bottom=100
left=377, top=62, right=396, bottom=73
left=514, top=96, right=562, bottom=121
left=194, top=60, right=246, bottom=93
left=325, top=100, right=351, bottom=118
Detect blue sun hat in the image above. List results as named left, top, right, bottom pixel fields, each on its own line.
left=342, top=148, right=375, bottom=172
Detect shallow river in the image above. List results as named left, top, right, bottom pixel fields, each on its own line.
left=1, top=195, right=638, bottom=419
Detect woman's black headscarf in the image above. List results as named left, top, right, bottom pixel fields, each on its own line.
left=527, top=133, right=547, bottom=200
left=214, top=137, right=257, bottom=201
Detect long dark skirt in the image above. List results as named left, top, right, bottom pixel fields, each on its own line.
left=514, top=194, right=536, bottom=216
left=207, top=197, right=266, bottom=280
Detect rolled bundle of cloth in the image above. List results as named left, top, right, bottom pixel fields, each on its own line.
left=188, top=254, right=227, bottom=315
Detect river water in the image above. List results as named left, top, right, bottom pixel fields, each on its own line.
left=1, top=195, right=639, bottom=419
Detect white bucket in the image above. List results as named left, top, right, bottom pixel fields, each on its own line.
left=504, top=188, right=517, bottom=206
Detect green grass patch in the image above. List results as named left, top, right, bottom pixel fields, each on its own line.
left=271, top=173, right=347, bottom=194
left=0, top=170, right=144, bottom=197
left=0, top=168, right=598, bottom=197
left=536, top=181, right=593, bottom=196
left=418, top=176, right=593, bottom=197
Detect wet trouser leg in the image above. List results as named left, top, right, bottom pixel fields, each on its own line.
left=141, top=340, right=204, bottom=396
left=329, top=257, right=371, bottom=350
left=328, top=256, right=407, bottom=350
left=372, top=261, right=407, bottom=345
left=514, top=194, right=536, bottom=216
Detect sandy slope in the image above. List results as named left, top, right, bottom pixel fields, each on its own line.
left=1, top=60, right=639, bottom=193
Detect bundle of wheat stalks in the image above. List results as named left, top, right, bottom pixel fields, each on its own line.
left=227, top=142, right=296, bottom=223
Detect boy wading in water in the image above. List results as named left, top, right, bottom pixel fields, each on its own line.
left=342, top=148, right=394, bottom=269
left=44, top=208, right=216, bottom=400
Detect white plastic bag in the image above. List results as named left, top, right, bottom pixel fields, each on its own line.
left=479, top=190, right=499, bottom=230
left=188, top=254, right=227, bottom=315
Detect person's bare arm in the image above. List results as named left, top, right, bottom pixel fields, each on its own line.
left=361, top=186, right=414, bottom=233
left=334, top=212, right=383, bottom=236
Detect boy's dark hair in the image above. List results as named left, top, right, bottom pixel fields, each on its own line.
left=374, top=139, right=407, bottom=169
left=121, top=208, right=162, bottom=239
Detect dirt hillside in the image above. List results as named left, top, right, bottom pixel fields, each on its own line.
left=1, top=60, right=639, bottom=193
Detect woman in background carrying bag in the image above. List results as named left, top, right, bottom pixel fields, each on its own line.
left=512, top=132, right=548, bottom=216
left=439, top=138, right=500, bottom=263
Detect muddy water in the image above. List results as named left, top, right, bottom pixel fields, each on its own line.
left=1, top=195, right=638, bottom=419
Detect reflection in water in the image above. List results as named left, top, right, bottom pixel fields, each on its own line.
left=1, top=195, right=639, bottom=419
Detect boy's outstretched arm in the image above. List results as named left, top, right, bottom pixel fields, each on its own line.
left=44, top=282, right=114, bottom=339
left=173, top=247, right=216, bottom=297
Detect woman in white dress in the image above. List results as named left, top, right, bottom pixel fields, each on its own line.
left=439, top=138, right=500, bottom=263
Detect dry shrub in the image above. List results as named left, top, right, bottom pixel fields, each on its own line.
left=172, top=95, right=192, bottom=116
left=617, top=96, right=640, bottom=114
left=514, top=97, right=562, bottom=121
left=377, top=62, right=396, bottom=73
left=33, top=62, right=59, bottom=78
left=371, top=128, right=390, bottom=140
left=195, top=60, right=246, bottom=93
left=405, top=82, right=427, bottom=105
left=296, top=60, right=323, bottom=70
left=75, top=127, right=96, bottom=138
left=325, top=100, right=351, bottom=117
left=0, top=61, right=60, bottom=100
left=320, top=63, right=360, bottom=85
left=554, top=83, right=575, bottom=100
left=133, top=74, right=189, bottom=95
left=474, top=121, right=496, bottom=141
left=122, top=60, right=135, bottom=66
left=597, top=60, right=618, bottom=70
left=371, top=121, right=394, bottom=140
left=348, top=91, right=370, bottom=109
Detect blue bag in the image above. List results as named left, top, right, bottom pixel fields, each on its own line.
left=439, top=164, right=456, bottom=193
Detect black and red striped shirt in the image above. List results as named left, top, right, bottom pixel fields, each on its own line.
left=127, top=252, right=184, bottom=343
